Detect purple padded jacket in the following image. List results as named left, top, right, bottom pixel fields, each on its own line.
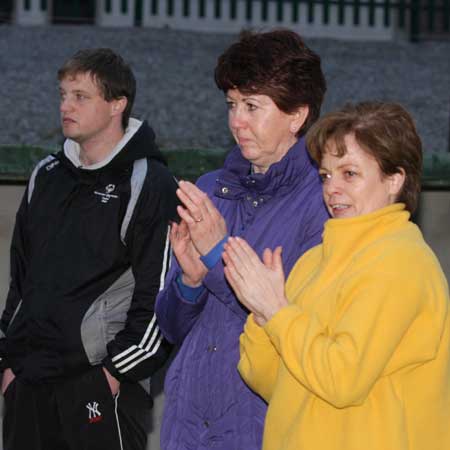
left=156, top=138, right=329, bottom=450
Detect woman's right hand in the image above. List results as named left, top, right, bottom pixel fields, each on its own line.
left=171, top=220, right=208, bottom=287
left=1, top=368, right=15, bottom=395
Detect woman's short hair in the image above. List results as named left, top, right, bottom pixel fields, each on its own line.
left=215, top=29, right=326, bottom=137
left=58, top=48, right=136, bottom=130
left=306, top=101, right=423, bottom=213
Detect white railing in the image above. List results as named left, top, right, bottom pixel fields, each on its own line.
left=13, top=0, right=406, bottom=41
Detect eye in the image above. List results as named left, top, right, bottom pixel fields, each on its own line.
left=344, top=170, right=357, bottom=179
left=246, top=102, right=257, bottom=112
left=226, top=101, right=235, bottom=110
left=319, top=172, right=330, bottom=183
left=76, top=93, right=86, bottom=101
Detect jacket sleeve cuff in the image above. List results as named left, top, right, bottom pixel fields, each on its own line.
left=263, top=304, right=303, bottom=353
left=200, top=235, right=229, bottom=270
left=176, top=274, right=205, bottom=303
left=244, top=314, right=272, bottom=344
left=102, top=355, right=127, bottom=382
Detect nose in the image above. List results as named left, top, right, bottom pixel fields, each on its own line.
left=60, top=97, right=73, bottom=113
left=229, top=108, right=247, bottom=130
left=323, top=175, right=342, bottom=197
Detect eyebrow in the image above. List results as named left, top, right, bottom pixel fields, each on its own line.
left=320, top=162, right=359, bottom=171
left=226, top=95, right=262, bottom=103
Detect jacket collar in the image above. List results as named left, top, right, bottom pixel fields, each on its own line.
left=63, top=118, right=144, bottom=171
left=215, top=137, right=318, bottom=199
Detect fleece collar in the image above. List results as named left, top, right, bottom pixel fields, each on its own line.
left=63, top=118, right=142, bottom=171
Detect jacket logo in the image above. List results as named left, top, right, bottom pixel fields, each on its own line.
left=94, top=184, right=119, bottom=204
left=46, top=160, right=60, bottom=171
left=86, top=401, right=102, bottom=423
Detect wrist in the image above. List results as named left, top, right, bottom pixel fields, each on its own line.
left=181, top=273, right=203, bottom=288
left=263, top=297, right=288, bottom=323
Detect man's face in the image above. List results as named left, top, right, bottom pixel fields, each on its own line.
left=59, top=72, right=120, bottom=146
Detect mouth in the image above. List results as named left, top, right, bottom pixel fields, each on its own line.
left=237, top=137, right=251, bottom=145
left=329, top=203, right=351, bottom=216
left=62, top=117, right=76, bottom=125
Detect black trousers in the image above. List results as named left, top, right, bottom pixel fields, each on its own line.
left=2, top=366, right=152, bottom=450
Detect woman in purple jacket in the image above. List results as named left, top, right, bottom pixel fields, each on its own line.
left=156, top=29, right=329, bottom=450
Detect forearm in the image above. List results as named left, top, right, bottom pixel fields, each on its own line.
left=203, top=262, right=249, bottom=319
left=103, top=333, right=172, bottom=382
left=156, top=275, right=208, bottom=344
left=238, top=314, right=280, bottom=402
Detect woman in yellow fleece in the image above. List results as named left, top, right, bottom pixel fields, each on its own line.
left=222, top=101, right=450, bottom=450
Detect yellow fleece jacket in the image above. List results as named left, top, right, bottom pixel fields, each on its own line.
left=239, top=204, right=450, bottom=450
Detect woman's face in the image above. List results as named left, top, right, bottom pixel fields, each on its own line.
left=319, top=134, right=404, bottom=219
left=226, top=89, right=306, bottom=174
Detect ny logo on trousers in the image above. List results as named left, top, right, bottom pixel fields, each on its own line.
left=86, top=402, right=102, bottom=423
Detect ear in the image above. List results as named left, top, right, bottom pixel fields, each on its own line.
left=388, top=168, right=406, bottom=197
left=289, top=106, right=309, bottom=134
left=110, top=97, right=127, bottom=117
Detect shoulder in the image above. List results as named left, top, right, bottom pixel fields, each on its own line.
left=27, top=152, right=64, bottom=201
left=31, top=153, right=61, bottom=178
left=196, top=169, right=222, bottom=193
left=286, top=244, right=322, bottom=292
left=136, top=158, right=179, bottom=222
left=349, top=223, right=447, bottom=294
left=144, top=158, right=178, bottom=191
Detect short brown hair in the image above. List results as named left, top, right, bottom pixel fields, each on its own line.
left=214, top=29, right=326, bottom=137
left=306, top=102, right=423, bottom=213
left=58, top=48, right=136, bottom=130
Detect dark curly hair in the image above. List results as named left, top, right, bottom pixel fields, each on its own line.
left=215, top=29, right=326, bottom=137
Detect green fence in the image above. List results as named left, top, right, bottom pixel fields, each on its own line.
left=1, top=145, right=449, bottom=188
left=0, top=146, right=227, bottom=184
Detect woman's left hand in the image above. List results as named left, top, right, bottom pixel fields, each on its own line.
left=176, top=181, right=227, bottom=255
left=223, top=237, right=288, bottom=326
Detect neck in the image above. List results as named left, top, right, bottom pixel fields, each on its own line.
left=79, top=128, right=125, bottom=166
left=252, top=135, right=297, bottom=175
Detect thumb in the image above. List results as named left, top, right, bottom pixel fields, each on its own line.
left=272, top=246, right=285, bottom=277
left=262, top=248, right=273, bottom=268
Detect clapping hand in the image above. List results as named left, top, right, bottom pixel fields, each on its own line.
left=176, top=181, right=227, bottom=256
left=170, top=219, right=208, bottom=287
left=223, top=237, right=288, bottom=326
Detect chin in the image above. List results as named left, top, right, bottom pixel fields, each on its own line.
left=330, top=209, right=356, bottom=219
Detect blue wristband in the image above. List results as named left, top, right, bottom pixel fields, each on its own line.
left=176, top=274, right=205, bottom=303
left=200, top=235, right=229, bottom=270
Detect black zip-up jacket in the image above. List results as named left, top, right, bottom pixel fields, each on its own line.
left=0, top=120, right=178, bottom=386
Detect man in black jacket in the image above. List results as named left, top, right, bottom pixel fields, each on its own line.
left=0, top=48, right=178, bottom=450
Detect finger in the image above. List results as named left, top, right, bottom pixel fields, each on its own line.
left=179, top=181, right=211, bottom=206
left=177, top=205, right=196, bottom=225
left=225, top=238, right=253, bottom=273
left=223, top=266, right=245, bottom=302
left=222, top=248, right=231, bottom=266
left=178, top=220, right=189, bottom=235
left=234, top=237, right=263, bottom=267
left=176, top=189, right=203, bottom=219
left=178, top=182, right=210, bottom=217
left=170, top=221, right=178, bottom=236
left=262, top=248, right=273, bottom=268
left=178, top=180, right=205, bottom=199
left=272, top=246, right=285, bottom=277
